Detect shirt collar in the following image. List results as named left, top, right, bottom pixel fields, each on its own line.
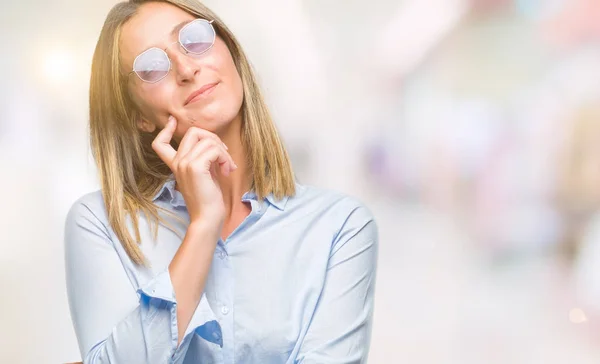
left=152, top=175, right=177, bottom=202
left=153, top=175, right=289, bottom=211
left=265, top=194, right=289, bottom=211
left=241, top=191, right=289, bottom=211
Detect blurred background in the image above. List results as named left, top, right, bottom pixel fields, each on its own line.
left=2, top=0, right=600, bottom=362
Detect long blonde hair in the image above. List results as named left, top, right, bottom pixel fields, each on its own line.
left=89, top=0, right=295, bottom=265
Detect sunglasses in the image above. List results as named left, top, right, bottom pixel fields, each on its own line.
left=129, top=19, right=216, bottom=83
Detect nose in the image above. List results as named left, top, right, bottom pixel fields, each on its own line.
left=169, top=48, right=200, bottom=84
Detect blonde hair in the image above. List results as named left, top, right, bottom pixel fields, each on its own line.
left=89, top=0, right=295, bottom=265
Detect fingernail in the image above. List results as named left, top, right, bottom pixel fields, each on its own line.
left=222, top=142, right=228, bottom=150
left=168, top=116, right=175, bottom=124
left=233, top=163, right=238, bottom=169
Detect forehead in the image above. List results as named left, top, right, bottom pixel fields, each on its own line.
left=120, top=2, right=196, bottom=69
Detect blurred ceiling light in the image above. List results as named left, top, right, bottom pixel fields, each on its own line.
left=42, top=49, right=76, bottom=85
left=569, top=308, right=588, bottom=324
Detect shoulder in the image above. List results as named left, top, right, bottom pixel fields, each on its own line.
left=67, top=190, right=107, bottom=218
left=291, top=182, right=375, bottom=220
left=65, top=190, right=111, bottom=238
left=290, top=183, right=377, bottom=240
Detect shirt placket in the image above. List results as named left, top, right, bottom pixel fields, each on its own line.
left=213, top=239, right=234, bottom=364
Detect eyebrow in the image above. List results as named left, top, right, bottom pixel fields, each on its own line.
left=170, top=20, right=193, bottom=38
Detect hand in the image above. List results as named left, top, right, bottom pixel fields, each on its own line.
left=152, top=115, right=237, bottom=225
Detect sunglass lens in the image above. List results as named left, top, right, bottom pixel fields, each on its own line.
left=133, top=48, right=170, bottom=83
left=180, top=19, right=215, bottom=54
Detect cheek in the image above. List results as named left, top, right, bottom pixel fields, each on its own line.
left=214, top=41, right=244, bottom=109
left=220, top=71, right=244, bottom=119
left=228, top=70, right=244, bottom=109
left=194, top=59, right=244, bottom=121
left=135, top=85, right=175, bottom=120
left=222, top=59, right=244, bottom=109
left=193, top=80, right=242, bottom=123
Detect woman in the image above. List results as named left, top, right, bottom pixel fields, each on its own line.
left=65, top=1, right=378, bottom=363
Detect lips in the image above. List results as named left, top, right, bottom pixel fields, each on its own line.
left=184, top=82, right=219, bottom=105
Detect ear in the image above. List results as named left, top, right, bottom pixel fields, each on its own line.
left=136, top=117, right=156, bottom=133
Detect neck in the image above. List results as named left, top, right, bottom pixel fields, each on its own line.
left=216, top=114, right=251, bottom=215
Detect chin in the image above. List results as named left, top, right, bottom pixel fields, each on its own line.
left=184, top=111, right=240, bottom=134
left=186, top=100, right=242, bottom=132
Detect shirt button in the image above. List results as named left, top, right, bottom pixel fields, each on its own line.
left=219, top=251, right=227, bottom=259
left=221, top=305, right=230, bottom=315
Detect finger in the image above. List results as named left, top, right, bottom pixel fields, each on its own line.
left=181, top=139, right=234, bottom=177
left=178, top=139, right=218, bottom=170
left=152, top=116, right=178, bottom=169
left=194, top=141, right=236, bottom=175
left=176, top=127, right=223, bottom=159
left=189, top=143, right=234, bottom=177
left=207, top=142, right=236, bottom=176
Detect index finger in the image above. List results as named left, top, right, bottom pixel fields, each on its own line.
left=152, top=115, right=178, bottom=170
left=177, top=126, right=225, bottom=157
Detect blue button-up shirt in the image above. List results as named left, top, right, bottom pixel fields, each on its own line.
left=65, top=179, right=378, bottom=363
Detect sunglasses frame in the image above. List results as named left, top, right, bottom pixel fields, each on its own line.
left=128, top=19, right=216, bottom=83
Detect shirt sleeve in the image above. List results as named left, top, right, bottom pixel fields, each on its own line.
left=296, top=201, right=379, bottom=364
left=65, top=199, right=220, bottom=364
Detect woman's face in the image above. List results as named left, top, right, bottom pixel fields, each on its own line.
left=120, top=2, right=244, bottom=137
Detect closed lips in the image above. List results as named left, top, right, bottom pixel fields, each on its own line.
left=185, top=82, right=219, bottom=105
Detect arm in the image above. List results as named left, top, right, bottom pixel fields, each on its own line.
left=296, top=203, right=379, bottom=364
left=170, top=219, right=220, bottom=344
left=65, top=200, right=221, bottom=364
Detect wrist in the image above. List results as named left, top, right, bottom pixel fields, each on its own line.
left=188, top=218, right=221, bottom=238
